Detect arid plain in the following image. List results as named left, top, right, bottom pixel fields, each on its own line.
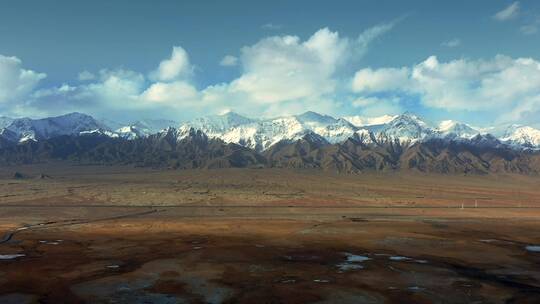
left=1, top=165, right=540, bottom=303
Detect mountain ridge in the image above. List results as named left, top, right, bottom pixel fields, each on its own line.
left=1, top=111, right=540, bottom=173
left=1, top=124, right=539, bottom=175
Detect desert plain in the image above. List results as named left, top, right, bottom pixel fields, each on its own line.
left=0, top=165, right=540, bottom=303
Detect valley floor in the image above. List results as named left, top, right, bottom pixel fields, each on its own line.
left=0, top=166, right=540, bottom=303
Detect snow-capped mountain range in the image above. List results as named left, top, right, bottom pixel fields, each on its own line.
left=1, top=111, right=539, bottom=150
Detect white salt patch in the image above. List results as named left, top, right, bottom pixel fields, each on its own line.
left=0, top=254, right=25, bottom=260
left=336, top=252, right=371, bottom=272
left=336, top=253, right=371, bottom=272
left=345, top=253, right=371, bottom=263
left=337, top=263, right=364, bottom=271
left=526, top=245, right=540, bottom=252
left=39, top=240, right=60, bottom=245
left=390, top=256, right=411, bottom=261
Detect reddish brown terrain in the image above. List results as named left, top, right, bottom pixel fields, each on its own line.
left=1, top=165, right=540, bottom=303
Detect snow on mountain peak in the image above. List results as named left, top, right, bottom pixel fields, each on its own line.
left=183, top=111, right=256, bottom=136
left=5, top=112, right=104, bottom=142
left=366, top=113, right=433, bottom=143
left=1, top=111, right=539, bottom=150
left=501, top=125, right=540, bottom=147
left=437, top=120, right=480, bottom=139
left=392, top=112, right=429, bottom=127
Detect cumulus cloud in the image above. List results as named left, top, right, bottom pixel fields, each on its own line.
left=29, top=69, right=146, bottom=115
left=352, top=67, right=410, bottom=92
left=493, top=2, right=520, bottom=21
left=0, top=22, right=399, bottom=120
left=350, top=55, right=540, bottom=124
left=0, top=55, right=46, bottom=110
left=227, top=28, right=348, bottom=104
left=151, top=46, right=193, bottom=82
left=141, top=81, right=198, bottom=104
left=219, top=55, right=238, bottom=67
left=6, top=19, right=540, bottom=127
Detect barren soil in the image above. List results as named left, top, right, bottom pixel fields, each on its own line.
left=0, top=165, right=540, bottom=303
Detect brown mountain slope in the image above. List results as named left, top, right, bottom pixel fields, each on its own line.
left=1, top=130, right=540, bottom=175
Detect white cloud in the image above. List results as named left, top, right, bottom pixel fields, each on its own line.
left=227, top=27, right=349, bottom=104
left=78, top=70, right=95, bottom=81
left=88, top=69, right=145, bottom=102
left=350, top=55, right=540, bottom=124
left=0, top=22, right=399, bottom=119
left=0, top=55, right=46, bottom=107
left=493, top=2, right=520, bottom=21
left=441, top=38, right=461, bottom=48
left=30, top=69, right=146, bottom=114
left=141, top=81, right=198, bottom=104
left=219, top=55, right=238, bottom=67
left=352, top=67, right=410, bottom=92
left=355, top=18, right=402, bottom=57
left=151, top=46, right=193, bottom=82
left=200, top=19, right=402, bottom=118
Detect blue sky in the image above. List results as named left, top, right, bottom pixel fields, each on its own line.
left=1, top=0, right=540, bottom=126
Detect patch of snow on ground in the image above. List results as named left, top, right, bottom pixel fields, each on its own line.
left=345, top=253, right=371, bottom=263
left=337, top=263, right=364, bottom=271
left=389, top=256, right=412, bottom=261
left=526, top=245, right=540, bottom=252
left=337, top=252, right=371, bottom=272
left=0, top=254, right=25, bottom=260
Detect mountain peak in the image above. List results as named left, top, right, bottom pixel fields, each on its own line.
left=58, top=112, right=92, bottom=118
left=437, top=120, right=479, bottom=139
left=2, top=111, right=540, bottom=151
left=502, top=125, right=540, bottom=147
left=393, top=112, right=426, bottom=124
